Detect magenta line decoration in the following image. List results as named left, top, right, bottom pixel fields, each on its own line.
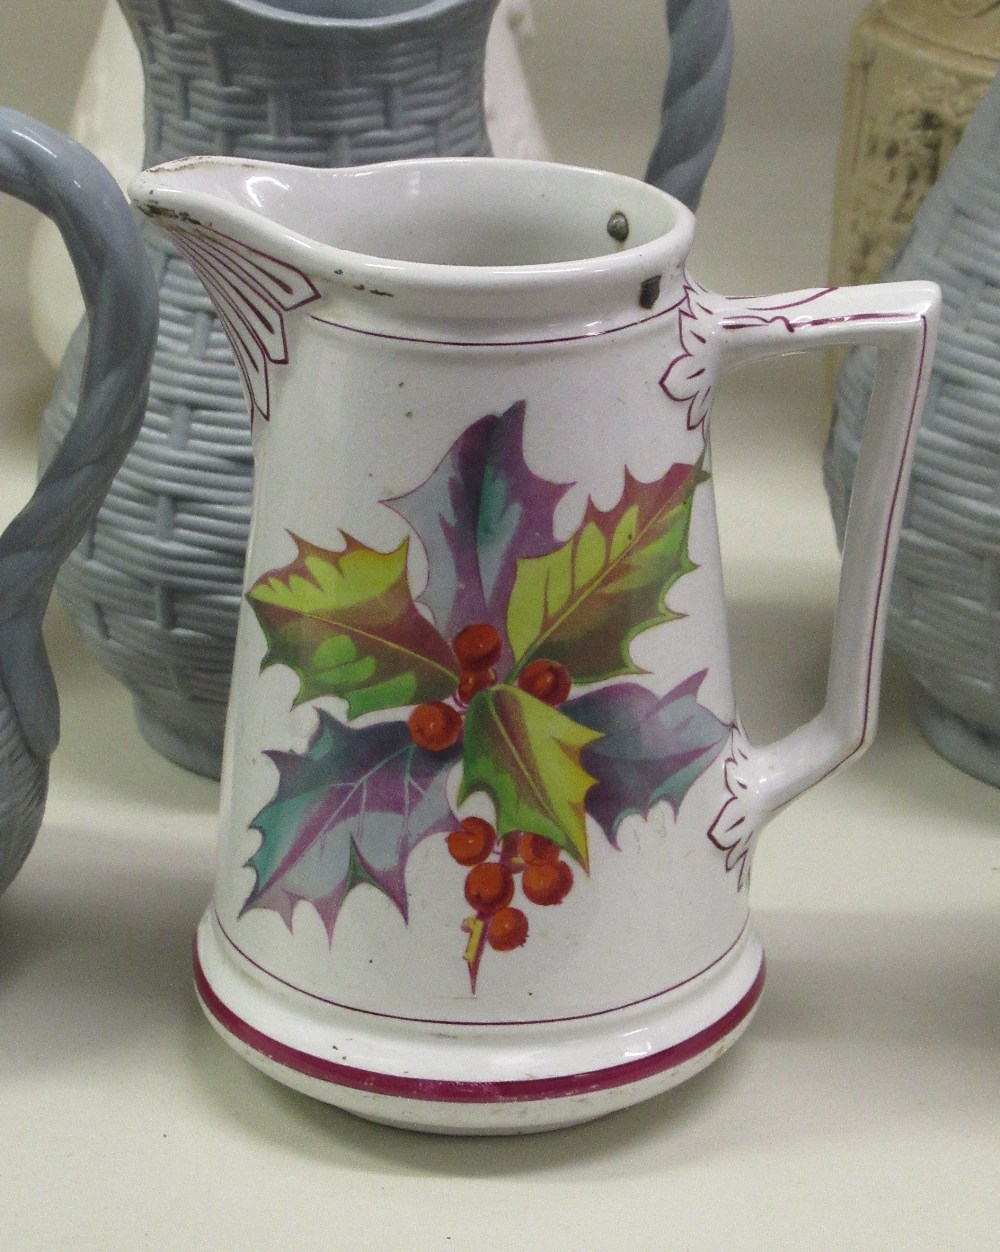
left=164, top=220, right=321, bottom=425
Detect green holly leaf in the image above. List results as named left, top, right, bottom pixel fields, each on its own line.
left=506, top=461, right=705, bottom=685
left=248, top=533, right=460, bottom=719
left=459, top=685, right=602, bottom=869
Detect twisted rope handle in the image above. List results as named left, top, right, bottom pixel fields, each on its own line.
left=645, top=0, right=734, bottom=210
left=0, top=109, right=157, bottom=761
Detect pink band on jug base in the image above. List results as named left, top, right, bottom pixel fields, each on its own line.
left=192, top=943, right=765, bottom=1105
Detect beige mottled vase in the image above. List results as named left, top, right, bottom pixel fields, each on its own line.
left=829, top=0, right=1000, bottom=291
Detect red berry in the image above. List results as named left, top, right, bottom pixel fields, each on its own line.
left=456, top=667, right=496, bottom=705
left=518, top=832, right=560, bottom=865
left=517, top=659, right=572, bottom=705
left=487, top=906, right=529, bottom=951
left=407, top=701, right=462, bottom=751
left=498, top=831, right=523, bottom=867
left=446, top=817, right=497, bottom=866
left=453, top=622, right=502, bottom=671
left=522, top=860, right=573, bottom=906
left=462, top=815, right=496, bottom=841
left=464, top=862, right=514, bottom=913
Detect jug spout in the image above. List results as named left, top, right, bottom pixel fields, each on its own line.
left=129, top=156, right=349, bottom=252
left=131, top=157, right=356, bottom=426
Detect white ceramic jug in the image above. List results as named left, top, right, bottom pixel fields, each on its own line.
left=131, top=155, right=939, bottom=1134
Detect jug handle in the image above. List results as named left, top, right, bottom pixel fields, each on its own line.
left=645, top=0, right=735, bottom=210
left=0, top=110, right=157, bottom=763
left=708, top=280, right=940, bottom=823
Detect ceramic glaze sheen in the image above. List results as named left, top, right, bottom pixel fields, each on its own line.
left=131, top=157, right=939, bottom=1134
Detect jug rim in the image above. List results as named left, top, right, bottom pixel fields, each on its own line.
left=129, top=156, right=697, bottom=327
left=215, top=0, right=494, bottom=32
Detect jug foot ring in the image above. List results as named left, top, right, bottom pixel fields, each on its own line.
left=191, top=919, right=764, bottom=1135
left=912, top=687, right=1000, bottom=788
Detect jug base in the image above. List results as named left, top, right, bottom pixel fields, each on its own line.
left=134, top=696, right=224, bottom=780
left=192, top=912, right=764, bottom=1135
left=913, top=687, right=1000, bottom=789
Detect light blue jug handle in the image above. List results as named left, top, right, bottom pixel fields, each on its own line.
left=645, top=0, right=734, bottom=210
left=0, top=109, right=157, bottom=895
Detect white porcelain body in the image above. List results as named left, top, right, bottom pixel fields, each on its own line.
left=130, top=157, right=939, bottom=1133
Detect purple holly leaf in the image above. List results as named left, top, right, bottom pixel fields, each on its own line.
left=385, top=414, right=497, bottom=642
left=386, top=401, right=571, bottom=671
left=565, top=671, right=729, bottom=845
left=242, top=711, right=459, bottom=937
left=476, top=401, right=573, bottom=664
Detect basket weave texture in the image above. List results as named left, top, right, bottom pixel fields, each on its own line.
left=0, top=699, right=46, bottom=896
left=39, top=0, right=496, bottom=777
left=825, top=66, right=1000, bottom=780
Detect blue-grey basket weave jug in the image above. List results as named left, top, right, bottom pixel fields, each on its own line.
left=38, top=0, right=499, bottom=778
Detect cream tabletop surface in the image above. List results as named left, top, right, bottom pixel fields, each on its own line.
left=1, top=2, right=997, bottom=1249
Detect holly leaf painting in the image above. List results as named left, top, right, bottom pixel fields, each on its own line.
left=475, top=401, right=573, bottom=626
left=247, top=533, right=459, bottom=719
left=385, top=414, right=497, bottom=642
left=237, top=400, right=721, bottom=988
left=506, top=461, right=705, bottom=684
left=243, top=710, right=460, bottom=935
left=386, top=401, right=572, bottom=670
left=459, top=685, right=602, bottom=869
left=566, top=671, right=730, bottom=845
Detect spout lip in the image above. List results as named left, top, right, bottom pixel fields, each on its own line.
left=129, top=155, right=697, bottom=327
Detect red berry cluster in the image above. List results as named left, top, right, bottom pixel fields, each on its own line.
left=447, top=815, right=575, bottom=956
left=407, top=622, right=572, bottom=752
left=405, top=622, right=576, bottom=978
